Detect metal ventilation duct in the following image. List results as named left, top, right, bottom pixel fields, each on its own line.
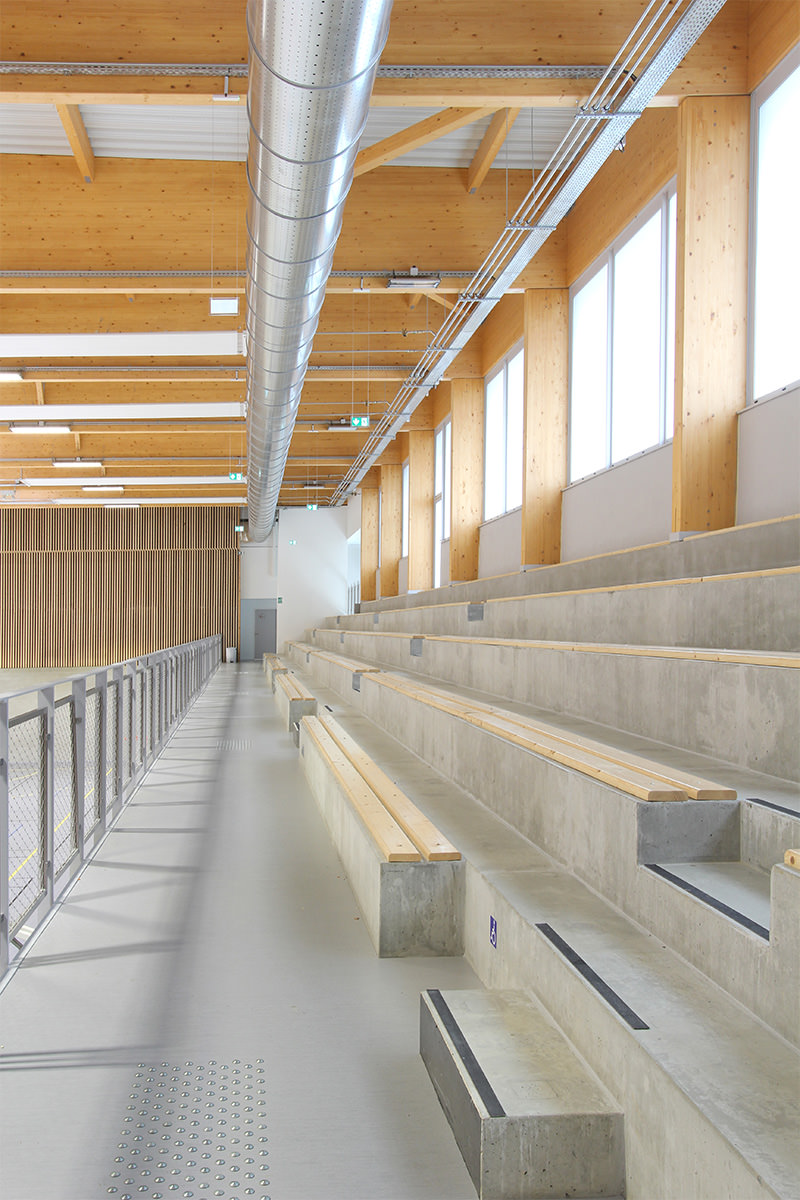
left=244, top=0, right=393, bottom=541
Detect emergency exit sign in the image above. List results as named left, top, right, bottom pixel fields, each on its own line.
left=351, top=415, right=369, bottom=428
left=229, top=471, right=243, bottom=482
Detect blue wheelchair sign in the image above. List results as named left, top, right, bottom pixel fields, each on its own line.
left=489, top=915, right=497, bottom=948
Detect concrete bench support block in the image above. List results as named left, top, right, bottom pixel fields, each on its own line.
left=420, top=988, right=625, bottom=1199
left=273, top=678, right=317, bottom=731
left=300, top=722, right=464, bottom=957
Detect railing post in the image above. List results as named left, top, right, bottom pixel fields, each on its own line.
left=39, top=687, right=55, bottom=909
left=0, top=699, right=9, bottom=977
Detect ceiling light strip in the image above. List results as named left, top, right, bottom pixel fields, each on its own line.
left=0, top=61, right=605, bottom=79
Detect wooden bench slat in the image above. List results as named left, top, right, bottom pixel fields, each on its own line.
left=302, top=717, right=421, bottom=862
left=318, top=715, right=460, bottom=862
left=374, top=674, right=685, bottom=802
left=275, top=670, right=314, bottom=702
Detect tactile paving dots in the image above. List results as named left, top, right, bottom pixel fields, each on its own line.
left=108, top=1061, right=269, bottom=1199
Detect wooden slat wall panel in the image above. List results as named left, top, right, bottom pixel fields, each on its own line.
left=0, top=506, right=240, bottom=667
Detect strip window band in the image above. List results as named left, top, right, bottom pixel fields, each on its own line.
left=536, top=923, right=649, bottom=1031
left=426, top=990, right=506, bottom=1118
left=644, top=864, right=769, bottom=940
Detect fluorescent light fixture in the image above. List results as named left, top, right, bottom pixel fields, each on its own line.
left=9, top=423, right=71, bottom=434
left=82, top=485, right=124, bottom=493
left=30, top=475, right=244, bottom=487
left=0, top=371, right=23, bottom=382
left=1, top=403, right=244, bottom=422
left=327, top=421, right=356, bottom=432
left=52, top=459, right=103, bottom=469
left=210, top=297, right=240, bottom=315
left=0, top=332, right=244, bottom=357
left=386, top=273, right=441, bottom=289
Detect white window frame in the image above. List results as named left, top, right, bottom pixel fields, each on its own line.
left=747, top=46, right=800, bottom=405
left=568, top=181, right=677, bottom=483
left=483, top=340, right=524, bottom=521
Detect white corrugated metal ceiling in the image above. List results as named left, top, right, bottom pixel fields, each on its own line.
left=0, top=102, right=575, bottom=170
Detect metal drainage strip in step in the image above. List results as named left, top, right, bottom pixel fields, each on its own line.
left=108, top=1060, right=269, bottom=1199
left=216, top=739, right=254, bottom=752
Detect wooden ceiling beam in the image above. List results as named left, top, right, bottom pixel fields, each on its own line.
left=55, top=104, right=96, bottom=182
left=466, top=108, right=521, bottom=193
left=354, top=107, right=497, bottom=176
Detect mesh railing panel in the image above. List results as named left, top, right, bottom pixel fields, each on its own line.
left=53, top=699, right=78, bottom=877
left=122, top=675, right=133, bottom=782
left=136, top=674, right=145, bottom=769
left=107, top=681, right=119, bottom=804
left=85, top=689, right=102, bottom=833
left=8, top=711, right=47, bottom=934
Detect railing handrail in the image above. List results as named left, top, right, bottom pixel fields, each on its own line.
left=0, top=633, right=222, bottom=704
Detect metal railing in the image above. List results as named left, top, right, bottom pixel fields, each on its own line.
left=0, top=634, right=221, bottom=977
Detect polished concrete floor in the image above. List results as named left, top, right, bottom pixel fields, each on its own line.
left=0, top=664, right=480, bottom=1200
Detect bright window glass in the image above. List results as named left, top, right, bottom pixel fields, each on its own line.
left=752, top=59, right=800, bottom=399
left=611, top=208, right=662, bottom=463
left=569, top=184, right=676, bottom=482
left=484, top=370, right=506, bottom=520
left=433, top=417, right=451, bottom=588
left=401, top=460, right=409, bottom=558
left=570, top=265, right=608, bottom=480
left=484, top=343, right=524, bottom=519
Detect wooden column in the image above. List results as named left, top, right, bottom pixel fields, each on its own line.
left=450, top=377, right=484, bottom=582
left=379, top=463, right=402, bottom=598
left=408, top=429, right=434, bottom=591
left=673, top=95, right=749, bottom=533
left=521, top=288, right=569, bottom=565
left=359, top=475, right=379, bottom=603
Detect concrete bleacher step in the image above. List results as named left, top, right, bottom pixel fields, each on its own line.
left=643, top=858, right=772, bottom=938
left=420, top=988, right=625, bottom=1200
left=309, top=626, right=800, bottom=782
left=355, top=515, right=800, bottom=614
left=330, top=565, right=800, bottom=652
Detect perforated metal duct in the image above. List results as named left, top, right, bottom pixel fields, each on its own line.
left=244, top=0, right=393, bottom=541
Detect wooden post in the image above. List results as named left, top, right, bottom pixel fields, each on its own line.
left=379, top=463, right=402, bottom=598
left=359, top=476, right=379, bottom=603
left=450, top=377, right=484, bottom=582
left=673, top=95, right=749, bottom=533
left=408, top=429, right=434, bottom=592
left=522, top=288, right=569, bottom=565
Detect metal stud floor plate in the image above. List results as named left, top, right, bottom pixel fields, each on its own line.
left=108, top=1060, right=269, bottom=1199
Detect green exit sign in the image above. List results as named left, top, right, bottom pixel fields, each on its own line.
left=234, top=523, right=244, bottom=533
left=229, top=471, right=243, bottom=482
left=351, top=415, right=370, bottom=428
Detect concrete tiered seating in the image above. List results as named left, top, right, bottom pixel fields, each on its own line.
left=268, top=663, right=800, bottom=1200
left=309, top=628, right=800, bottom=780
left=355, top=514, right=800, bottom=612
left=326, top=565, right=800, bottom=651
left=280, top=526, right=800, bottom=1198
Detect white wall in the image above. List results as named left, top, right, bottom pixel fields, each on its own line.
left=239, top=531, right=279, bottom=660
left=276, top=506, right=348, bottom=647
left=561, top=442, right=672, bottom=561
left=737, top=386, right=800, bottom=524
left=479, top=507, right=521, bottom=577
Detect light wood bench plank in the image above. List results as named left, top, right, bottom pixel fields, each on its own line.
left=302, top=716, right=421, bottom=862
left=317, top=714, right=461, bottom=862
